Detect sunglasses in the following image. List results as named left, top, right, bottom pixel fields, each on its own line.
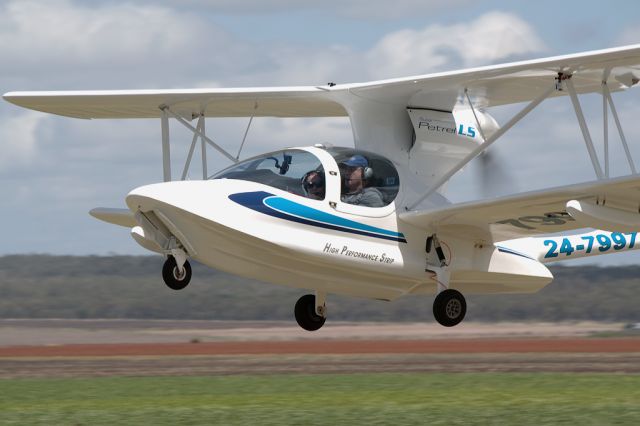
left=305, top=180, right=323, bottom=188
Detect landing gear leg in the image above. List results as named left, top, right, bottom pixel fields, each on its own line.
left=427, top=234, right=466, bottom=327
left=162, top=249, right=192, bottom=290
left=294, top=292, right=326, bottom=331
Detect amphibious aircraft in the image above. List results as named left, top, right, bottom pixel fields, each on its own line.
left=5, top=45, right=640, bottom=330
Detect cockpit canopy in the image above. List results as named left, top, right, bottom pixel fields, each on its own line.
left=213, top=149, right=324, bottom=198
left=213, top=147, right=399, bottom=207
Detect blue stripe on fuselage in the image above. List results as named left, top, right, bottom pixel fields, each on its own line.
left=497, top=246, right=534, bottom=260
left=229, top=191, right=407, bottom=243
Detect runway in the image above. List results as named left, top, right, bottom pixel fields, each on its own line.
left=1, top=320, right=638, bottom=378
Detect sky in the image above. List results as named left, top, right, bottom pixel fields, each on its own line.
left=2, top=0, right=640, bottom=265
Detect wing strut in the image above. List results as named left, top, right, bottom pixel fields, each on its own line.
left=602, top=82, right=637, bottom=174
left=157, top=106, right=239, bottom=182
left=161, top=106, right=238, bottom=164
left=464, top=88, right=488, bottom=143
left=561, top=75, right=637, bottom=179
left=406, top=82, right=557, bottom=210
left=201, top=116, right=208, bottom=179
left=565, top=77, right=604, bottom=179
left=235, top=102, right=258, bottom=161
left=161, top=109, right=171, bottom=182
left=181, top=114, right=204, bottom=181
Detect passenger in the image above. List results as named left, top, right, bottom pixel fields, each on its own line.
left=302, top=170, right=325, bottom=200
left=340, top=155, right=384, bottom=207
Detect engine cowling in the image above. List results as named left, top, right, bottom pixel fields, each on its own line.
left=407, top=108, right=499, bottom=182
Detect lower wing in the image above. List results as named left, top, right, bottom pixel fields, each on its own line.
left=400, top=174, right=640, bottom=243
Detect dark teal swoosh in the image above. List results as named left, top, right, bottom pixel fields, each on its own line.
left=229, top=191, right=407, bottom=243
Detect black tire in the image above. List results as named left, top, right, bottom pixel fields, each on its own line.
left=294, top=294, right=326, bottom=331
left=162, top=256, right=192, bottom=290
left=433, top=289, right=466, bottom=327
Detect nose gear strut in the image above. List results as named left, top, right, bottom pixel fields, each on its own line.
left=426, top=234, right=466, bottom=327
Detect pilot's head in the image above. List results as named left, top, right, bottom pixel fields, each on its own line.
left=302, top=170, right=325, bottom=200
left=340, top=155, right=371, bottom=194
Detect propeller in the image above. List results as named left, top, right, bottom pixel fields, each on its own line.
left=476, top=149, right=515, bottom=198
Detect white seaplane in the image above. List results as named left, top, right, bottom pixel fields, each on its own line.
left=6, top=45, right=640, bottom=330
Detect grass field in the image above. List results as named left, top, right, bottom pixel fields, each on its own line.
left=1, top=372, right=639, bottom=425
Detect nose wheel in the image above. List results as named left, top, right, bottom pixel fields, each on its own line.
left=433, top=289, right=466, bottom=327
left=294, top=294, right=326, bottom=331
left=162, top=255, right=192, bottom=290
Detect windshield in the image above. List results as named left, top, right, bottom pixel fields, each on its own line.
left=328, top=147, right=399, bottom=208
left=212, top=149, right=325, bottom=200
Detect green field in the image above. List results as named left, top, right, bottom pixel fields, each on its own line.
left=1, top=373, right=639, bottom=425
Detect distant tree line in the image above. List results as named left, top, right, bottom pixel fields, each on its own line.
left=0, top=255, right=638, bottom=322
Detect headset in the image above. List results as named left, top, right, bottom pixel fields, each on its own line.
left=362, top=164, right=373, bottom=180
left=341, top=155, right=373, bottom=180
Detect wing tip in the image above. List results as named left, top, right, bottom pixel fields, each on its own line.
left=3, top=91, right=21, bottom=103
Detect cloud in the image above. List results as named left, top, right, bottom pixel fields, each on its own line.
left=0, top=2, right=544, bottom=89
left=365, top=11, right=546, bottom=79
left=146, top=0, right=474, bottom=19
left=0, top=1, right=190, bottom=61
left=338, top=0, right=475, bottom=19
left=0, top=0, right=251, bottom=89
left=238, top=11, right=547, bottom=85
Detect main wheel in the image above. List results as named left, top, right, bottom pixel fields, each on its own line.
left=294, top=294, right=326, bottom=331
left=433, top=289, right=466, bottom=327
left=162, top=256, right=192, bottom=290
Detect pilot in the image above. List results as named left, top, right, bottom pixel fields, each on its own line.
left=339, top=155, right=385, bottom=207
left=302, top=170, right=325, bottom=200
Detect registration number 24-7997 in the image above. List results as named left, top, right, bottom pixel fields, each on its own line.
left=544, top=232, right=638, bottom=259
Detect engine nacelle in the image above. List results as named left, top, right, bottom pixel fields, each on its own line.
left=407, top=108, right=499, bottom=182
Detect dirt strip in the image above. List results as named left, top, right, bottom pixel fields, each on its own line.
left=1, top=338, right=639, bottom=358
left=2, top=353, right=640, bottom=378
left=0, top=321, right=627, bottom=346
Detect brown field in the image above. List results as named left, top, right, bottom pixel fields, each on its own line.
left=1, top=320, right=639, bottom=378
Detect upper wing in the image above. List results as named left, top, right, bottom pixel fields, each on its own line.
left=4, top=44, right=640, bottom=119
left=399, top=175, right=640, bottom=242
left=345, top=44, right=640, bottom=111
left=2, top=87, right=347, bottom=119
